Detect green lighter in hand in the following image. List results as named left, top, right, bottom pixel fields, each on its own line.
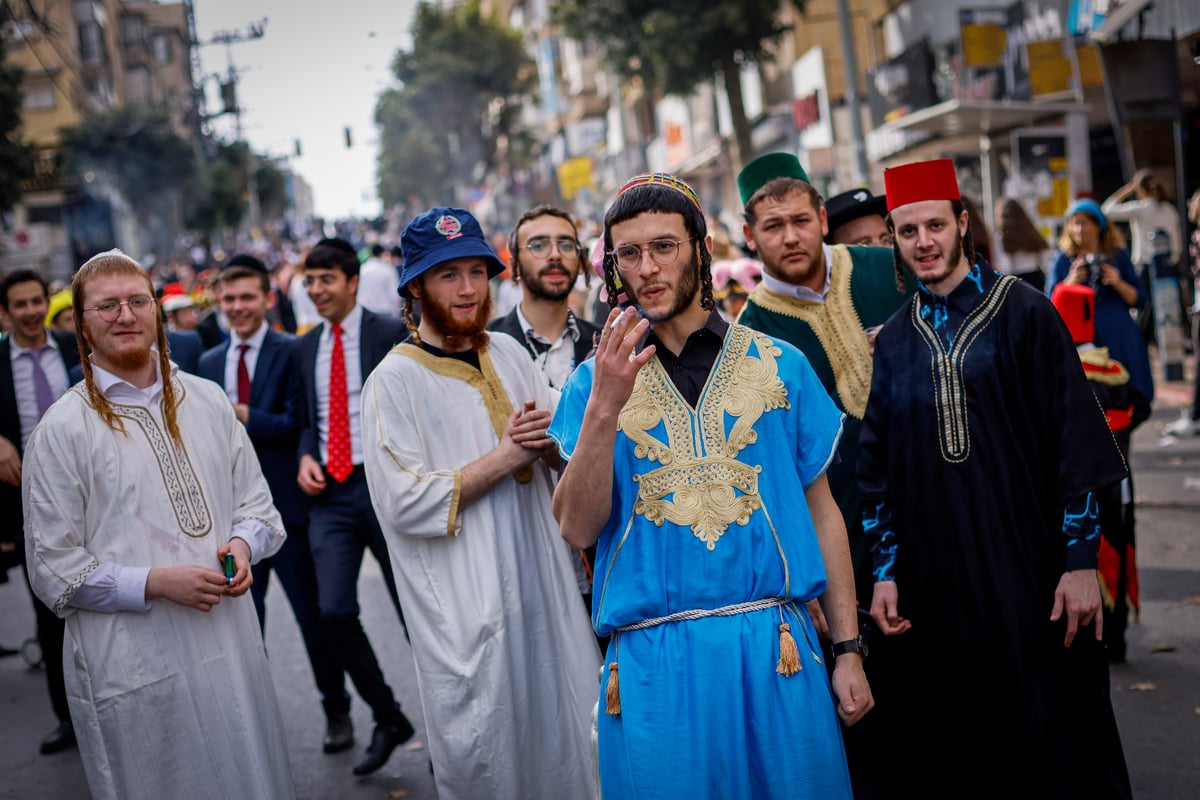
left=224, top=552, right=235, bottom=584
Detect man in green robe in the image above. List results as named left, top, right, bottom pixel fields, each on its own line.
left=734, top=153, right=911, bottom=800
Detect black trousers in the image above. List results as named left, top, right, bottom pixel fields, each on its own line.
left=21, top=563, right=69, bottom=725
left=251, top=520, right=350, bottom=717
left=307, top=466, right=407, bottom=725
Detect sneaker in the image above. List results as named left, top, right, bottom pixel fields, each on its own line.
left=1163, top=413, right=1200, bottom=437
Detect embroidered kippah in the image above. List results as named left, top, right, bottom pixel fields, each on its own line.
left=616, top=172, right=703, bottom=210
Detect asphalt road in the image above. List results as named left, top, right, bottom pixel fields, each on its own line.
left=2, top=399, right=1198, bottom=799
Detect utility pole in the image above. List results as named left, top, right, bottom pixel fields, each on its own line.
left=836, top=0, right=869, bottom=187
left=190, top=15, right=268, bottom=235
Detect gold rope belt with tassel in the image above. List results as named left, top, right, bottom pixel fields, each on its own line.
left=604, top=597, right=806, bottom=716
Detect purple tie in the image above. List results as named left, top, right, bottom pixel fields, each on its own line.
left=26, top=349, right=56, bottom=419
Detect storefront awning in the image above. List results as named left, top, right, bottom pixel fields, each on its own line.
left=867, top=98, right=1089, bottom=162
left=1087, top=0, right=1154, bottom=44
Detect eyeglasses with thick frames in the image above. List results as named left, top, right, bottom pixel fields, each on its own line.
left=520, top=237, right=580, bottom=259
left=610, top=238, right=696, bottom=272
left=82, top=294, right=156, bottom=322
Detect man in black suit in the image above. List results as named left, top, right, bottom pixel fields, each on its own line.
left=197, top=255, right=350, bottom=753
left=293, top=238, right=415, bottom=777
left=486, top=206, right=603, bottom=641
left=0, top=269, right=81, bottom=755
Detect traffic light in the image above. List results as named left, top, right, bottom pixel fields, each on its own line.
left=294, top=138, right=302, bottom=157
left=220, top=81, right=237, bottom=114
left=344, top=127, right=352, bottom=148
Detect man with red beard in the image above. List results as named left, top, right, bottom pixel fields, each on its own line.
left=21, top=250, right=293, bottom=799
left=857, top=159, right=1132, bottom=796
left=361, top=207, right=600, bottom=800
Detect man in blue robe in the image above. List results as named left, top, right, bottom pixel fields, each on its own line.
left=549, top=172, right=872, bottom=799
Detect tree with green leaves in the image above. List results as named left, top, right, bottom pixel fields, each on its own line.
left=59, top=106, right=196, bottom=215
left=375, top=0, right=536, bottom=209
left=0, top=48, right=33, bottom=217
left=552, top=0, right=803, bottom=171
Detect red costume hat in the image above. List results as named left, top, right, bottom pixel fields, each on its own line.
left=1050, top=282, right=1096, bottom=345
left=884, top=158, right=961, bottom=211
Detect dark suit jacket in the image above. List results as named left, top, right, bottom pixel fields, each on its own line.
left=0, top=330, right=82, bottom=568
left=294, top=307, right=408, bottom=465
left=198, top=330, right=309, bottom=527
left=166, top=329, right=204, bottom=374
left=486, top=307, right=600, bottom=370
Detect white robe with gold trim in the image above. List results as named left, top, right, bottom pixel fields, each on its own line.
left=363, top=332, right=599, bottom=800
left=22, top=373, right=293, bottom=800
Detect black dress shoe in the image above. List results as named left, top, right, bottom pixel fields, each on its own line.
left=323, top=713, right=354, bottom=754
left=352, top=716, right=415, bottom=776
left=39, top=721, right=76, bottom=755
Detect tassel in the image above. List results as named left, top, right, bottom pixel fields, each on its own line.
left=776, top=622, right=801, bottom=676
left=605, top=661, right=621, bottom=715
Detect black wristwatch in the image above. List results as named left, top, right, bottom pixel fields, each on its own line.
left=832, top=634, right=868, bottom=659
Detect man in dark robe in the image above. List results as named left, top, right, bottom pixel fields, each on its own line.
left=857, top=158, right=1132, bottom=798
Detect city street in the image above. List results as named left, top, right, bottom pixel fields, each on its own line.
left=1, top=393, right=1198, bottom=799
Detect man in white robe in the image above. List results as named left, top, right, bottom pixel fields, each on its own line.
left=362, top=207, right=600, bottom=799
left=22, top=250, right=294, bottom=800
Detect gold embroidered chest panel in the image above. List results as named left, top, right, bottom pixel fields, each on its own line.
left=618, top=324, right=789, bottom=550
left=741, top=246, right=872, bottom=419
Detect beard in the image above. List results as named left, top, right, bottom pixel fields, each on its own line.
left=629, top=253, right=701, bottom=322
left=81, top=325, right=154, bottom=374
left=520, top=260, right=578, bottom=302
left=109, top=346, right=153, bottom=372
left=903, top=233, right=965, bottom=285
left=420, top=289, right=492, bottom=352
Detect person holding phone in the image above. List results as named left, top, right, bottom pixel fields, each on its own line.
left=22, top=250, right=294, bottom=799
left=1046, top=198, right=1153, bottom=403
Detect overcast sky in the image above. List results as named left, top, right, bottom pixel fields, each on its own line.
left=194, top=1, right=418, bottom=220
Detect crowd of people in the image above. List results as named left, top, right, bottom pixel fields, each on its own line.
left=5, top=150, right=1194, bottom=799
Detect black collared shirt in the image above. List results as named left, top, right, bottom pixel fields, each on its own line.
left=408, top=335, right=482, bottom=370
left=644, top=308, right=729, bottom=407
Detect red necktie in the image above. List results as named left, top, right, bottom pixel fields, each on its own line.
left=327, top=324, right=352, bottom=482
left=236, top=344, right=251, bottom=405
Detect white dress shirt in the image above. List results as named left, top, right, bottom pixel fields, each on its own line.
left=759, top=244, right=833, bottom=303
left=316, top=302, right=365, bottom=467
left=9, top=332, right=69, bottom=449
left=514, top=303, right=580, bottom=390
left=72, top=356, right=273, bottom=613
left=223, top=321, right=269, bottom=402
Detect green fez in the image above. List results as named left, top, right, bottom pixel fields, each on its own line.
left=737, top=152, right=810, bottom=206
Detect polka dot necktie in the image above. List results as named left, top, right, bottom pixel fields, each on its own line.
left=327, top=324, right=352, bottom=482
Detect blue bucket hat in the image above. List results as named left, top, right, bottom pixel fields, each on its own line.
left=1066, top=198, right=1108, bottom=233
left=398, top=207, right=505, bottom=298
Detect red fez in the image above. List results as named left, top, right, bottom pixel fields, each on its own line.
left=1050, top=283, right=1095, bottom=345
left=884, top=158, right=961, bottom=211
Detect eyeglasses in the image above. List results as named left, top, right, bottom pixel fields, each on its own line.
left=82, top=294, right=156, bottom=322
left=610, top=238, right=695, bottom=272
left=520, top=237, right=580, bottom=259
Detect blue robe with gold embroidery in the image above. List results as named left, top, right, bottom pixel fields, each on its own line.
left=549, top=324, right=852, bottom=799
left=857, top=266, right=1131, bottom=797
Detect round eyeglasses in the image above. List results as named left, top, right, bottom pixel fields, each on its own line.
left=610, top=238, right=695, bottom=272
left=521, top=238, right=580, bottom=259
left=82, top=294, right=156, bottom=322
